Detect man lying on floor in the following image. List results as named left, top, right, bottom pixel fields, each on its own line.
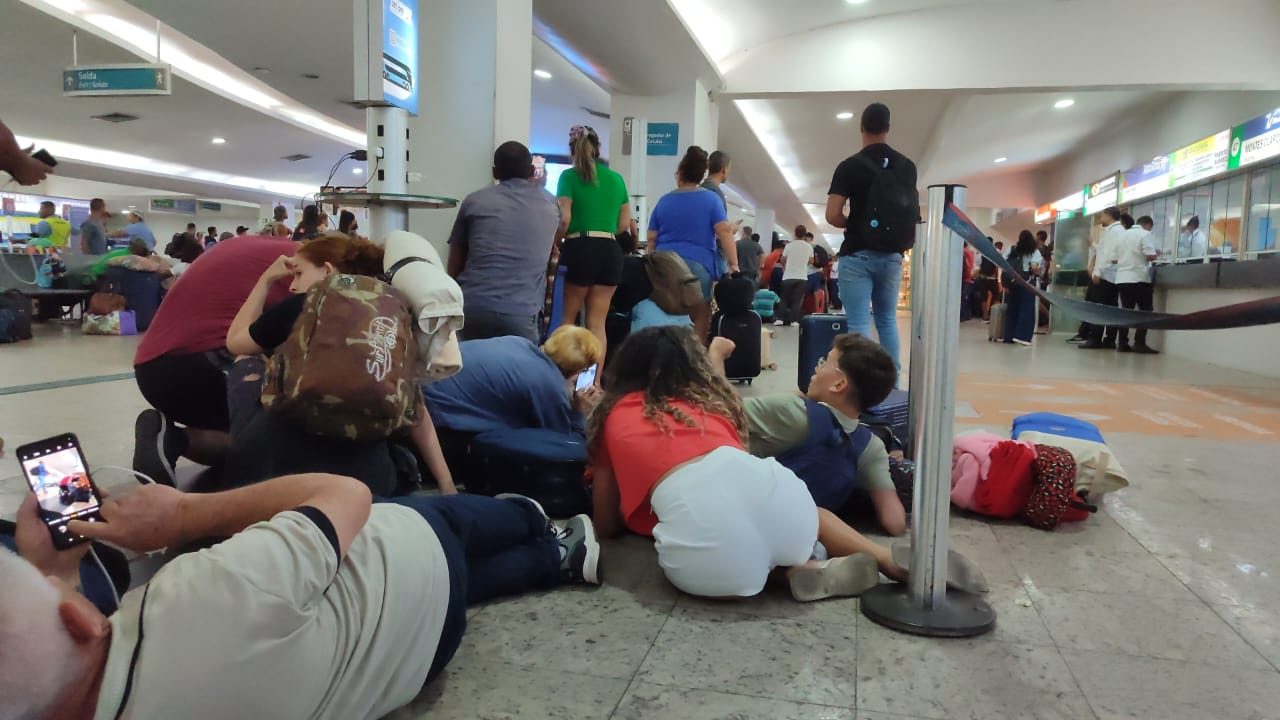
left=0, top=473, right=599, bottom=720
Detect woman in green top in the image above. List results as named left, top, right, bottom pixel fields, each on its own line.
left=555, top=125, right=634, bottom=367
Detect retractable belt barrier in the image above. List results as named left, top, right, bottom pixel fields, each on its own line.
left=943, top=204, right=1280, bottom=331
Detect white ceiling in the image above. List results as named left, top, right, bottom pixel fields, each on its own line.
left=670, top=0, right=1006, bottom=67
left=1, top=0, right=358, bottom=201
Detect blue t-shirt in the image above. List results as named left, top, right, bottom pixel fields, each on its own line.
left=421, top=336, right=582, bottom=435
left=122, top=221, right=156, bottom=250
left=648, top=188, right=727, bottom=278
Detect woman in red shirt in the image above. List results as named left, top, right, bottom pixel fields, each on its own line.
left=587, top=326, right=900, bottom=600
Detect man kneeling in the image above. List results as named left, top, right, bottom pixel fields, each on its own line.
left=0, top=474, right=598, bottom=719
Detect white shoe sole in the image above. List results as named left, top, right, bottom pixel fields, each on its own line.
left=789, top=554, right=880, bottom=602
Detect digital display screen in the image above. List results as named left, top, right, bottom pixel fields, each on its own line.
left=20, top=442, right=101, bottom=533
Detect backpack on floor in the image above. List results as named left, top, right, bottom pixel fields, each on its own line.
left=262, top=274, right=418, bottom=441
left=853, top=154, right=920, bottom=253
left=1022, top=444, right=1097, bottom=530
left=713, top=274, right=755, bottom=314
left=645, top=251, right=703, bottom=315
left=0, top=290, right=33, bottom=342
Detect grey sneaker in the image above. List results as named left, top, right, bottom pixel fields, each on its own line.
left=789, top=553, right=880, bottom=602
left=132, top=409, right=178, bottom=486
left=495, top=493, right=554, bottom=535
left=558, top=514, right=601, bottom=585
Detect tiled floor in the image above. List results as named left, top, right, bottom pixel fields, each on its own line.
left=5, top=319, right=1280, bottom=719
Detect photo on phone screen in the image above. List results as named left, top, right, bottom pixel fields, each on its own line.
left=575, top=364, right=598, bottom=392
left=18, top=434, right=103, bottom=548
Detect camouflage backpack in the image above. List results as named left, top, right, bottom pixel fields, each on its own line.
left=262, top=274, right=418, bottom=441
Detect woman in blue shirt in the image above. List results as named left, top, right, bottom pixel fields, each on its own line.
left=647, top=146, right=738, bottom=341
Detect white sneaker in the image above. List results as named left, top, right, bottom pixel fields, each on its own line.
left=773, top=320, right=785, bottom=326
left=1012, top=338, right=1032, bottom=346
left=790, top=322, right=799, bottom=327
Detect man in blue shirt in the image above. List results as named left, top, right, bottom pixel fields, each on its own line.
left=79, top=198, right=109, bottom=255
left=447, top=141, right=560, bottom=343
left=109, top=210, right=156, bottom=250
left=422, top=326, right=602, bottom=437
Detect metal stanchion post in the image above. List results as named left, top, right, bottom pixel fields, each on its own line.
left=860, top=184, right=996, bottom=638
left=907, top=219, right=927, bottom=460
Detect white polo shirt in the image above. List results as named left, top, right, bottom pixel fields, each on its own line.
left=1114, top=227, right=1157, bottom=284
left=1092, top=223, right=1125, bottom=283
left=782, top=241, right=814, bottom=282
left=94, top=504, right=450, bottom=720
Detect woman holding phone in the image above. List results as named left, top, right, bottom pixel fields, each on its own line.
left=1003, top=230, right=1043, bottom=346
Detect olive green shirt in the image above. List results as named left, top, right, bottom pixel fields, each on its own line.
left=744, top=394, right=893, bottom=492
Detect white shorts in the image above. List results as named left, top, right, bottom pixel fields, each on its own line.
left=650, top=447, right=819, bottom=597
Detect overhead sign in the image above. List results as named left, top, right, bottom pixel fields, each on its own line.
left=1119, top=155, right=1173, bottom=204
left=198, top=200, right=223, bottom=212
left=647, top=122, right=679, bottom=156
left=1034, top=204, right=1056, bottom=224
left=1053, top=190, right=1084, bottom=213
left=353, top=0, right=419, bottom=115
left=1083, top=173, right=1119, bottom=216
left=63, top=64, right=171, bottom=97
left=1171, top=129, right=1230, bottom=189
left=150, top=198, right=197, bottom=215
left=1228, top=107, right=1280, bottom=170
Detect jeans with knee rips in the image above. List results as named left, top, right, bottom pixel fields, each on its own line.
left=838, top=250, right=903, bottom=369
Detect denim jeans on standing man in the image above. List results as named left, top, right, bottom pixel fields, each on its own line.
left=838, top=250, right=903, bottom=370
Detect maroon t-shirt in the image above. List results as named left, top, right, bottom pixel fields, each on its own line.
left=134, top=236, right=297, bottom=365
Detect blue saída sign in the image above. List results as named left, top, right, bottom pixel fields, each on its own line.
left=63, top=64, right=172, bottom=97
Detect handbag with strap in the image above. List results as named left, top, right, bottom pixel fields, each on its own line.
left=1022, top=444, right=1098, bottom=530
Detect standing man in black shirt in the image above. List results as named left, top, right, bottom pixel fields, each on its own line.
left=824, top=103, right=919, bottom=372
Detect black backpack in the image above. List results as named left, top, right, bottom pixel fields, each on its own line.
left=854, top=154, right=920, bottom=253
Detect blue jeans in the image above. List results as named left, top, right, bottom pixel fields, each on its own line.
left=1004, top=283, right=1037, bottom=343
left=838, top=251, right=903, bottom=369
left=688, top=261, right=714, bottom=301
left=377, top=494, right=563, bottom=683
left=461, top=309, right=540, bottom=343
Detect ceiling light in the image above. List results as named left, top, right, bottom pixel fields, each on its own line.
left=836, top=111, right=854, bottom=120
left=1054, top=98, right=1075, bottom=109
left=845, top=0, right=870, bottom=4
left=533, top=69, right=552, bottom=79
left=211, top=137, right=226, bottom=145
left=994, top=157, right=1007, bottom=163
left=352, top=167, right=364, bottom=175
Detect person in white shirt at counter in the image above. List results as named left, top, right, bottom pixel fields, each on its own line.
left=108, top=211, right=157, bottom=251
left=1111, top=214, right=1159, bottom=355
left=1079, top=206, right=1125, bottom=350
left=1177, top=215, right=1209, bottom=264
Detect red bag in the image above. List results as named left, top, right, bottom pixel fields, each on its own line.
left=972, top=441, right=1036, bottom=519
left=1022, top=444, right=1097, bottom=530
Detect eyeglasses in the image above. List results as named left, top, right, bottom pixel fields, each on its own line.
left=815, top=356, right=845, bottom=374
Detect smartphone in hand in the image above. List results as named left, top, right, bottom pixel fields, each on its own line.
left=575, top=363, right=599, bottom=392
left=31, top=148, right=58, bottom=168
left=17, top=433, right=104, bottom=549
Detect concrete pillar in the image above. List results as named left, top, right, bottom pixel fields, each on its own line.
left=754, top=208, right=777, bottom=242
left=404, top=0, right=532, bottom=257
left=607, top=80, right=720, bottom=234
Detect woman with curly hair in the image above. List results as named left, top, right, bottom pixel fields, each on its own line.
left=587, top=326, right=903, bottom=601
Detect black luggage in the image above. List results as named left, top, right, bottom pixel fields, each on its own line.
left=466, top=428, right=591, bottom=518
left=101, top=267, right=162, bottom=331
left=863, top=388, right=910, bottom=450
left=711, top=310, right=762, bottom=384
left=797, top=313, right=848, bottom=392
left=713, top=274, right=755, bottom=314
left=0, top=290, right=34, bottom=342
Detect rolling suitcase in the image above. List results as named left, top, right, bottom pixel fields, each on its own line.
left=797, top=313, right=847, bottom=392
left=543, top=265, right=568, bottom=341
left=712, top=310, right=762, bottom=384
left=987, top=302, right=1007, bottom=342
left=864, top=388, right=910, bottom=451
